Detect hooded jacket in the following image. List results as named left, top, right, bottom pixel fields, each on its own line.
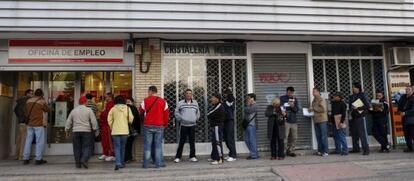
left=108, top=104, right=134, bottom=135
left=175, top=99, right=200, bottom=127
left=207, top=103, right=225, bottom=127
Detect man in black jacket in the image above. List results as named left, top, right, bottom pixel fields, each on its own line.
left=370, top=90, right=390, bottom=153
left=398, top=86, right=414, bottom=152
left=14, top=89, right=33, bottom=160
left=222, top=88, right=237, bottom=162
left=207, top=93, right=225, bottom=165
left=349, top=82, right=371, bottom=155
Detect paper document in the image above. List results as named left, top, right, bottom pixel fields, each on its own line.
left=352, top=99, right=364, bottom=108
left=303, top=108, right=314, bottom=117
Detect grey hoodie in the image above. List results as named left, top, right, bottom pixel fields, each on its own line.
left=175, top=99, right=200, bottom=127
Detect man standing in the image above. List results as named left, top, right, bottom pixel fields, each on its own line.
left=244, top=93, right=259, bottom=160
left=22, top=89, right=50, bottom=165
left=65, top=96, right=99, bottom=169
left=398, top=86, right=414, bottom=152
left=85, top=93, right=98, bottom=116
left=174, top=89, right=200, bottom=163
left=14, top=89, right=33, bottom=160
left=140, top=86, right=170, bottom=168
left=222, top=88, right=237, bottom=162
left=208, top=93, right=226, bottom=165
left=370, top=90, right=390, bottom=153
left=349, top=82, right=371, bottom=155
left=310, top=88, right=328, bottom=157
left=98, top=92, right=115, bottom=161
left=280, top=87, right=300, bottom=157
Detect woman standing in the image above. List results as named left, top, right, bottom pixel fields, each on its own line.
left=108, top=96, right=134, bottom=170
left=265, top=98, right=286, bottom=160
left=124, top=97, right=141, bottom=163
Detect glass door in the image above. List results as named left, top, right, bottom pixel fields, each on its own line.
left=48, top=72, right=76, bottom=144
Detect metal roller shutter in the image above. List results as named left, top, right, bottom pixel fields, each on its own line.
left=253, top=54, right=312, bottom=150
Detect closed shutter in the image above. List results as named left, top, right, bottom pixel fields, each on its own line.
left=253, top=54, right=312, bottom=150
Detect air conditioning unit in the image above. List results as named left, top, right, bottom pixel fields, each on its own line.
left=390, top=47, right=414, bottom=66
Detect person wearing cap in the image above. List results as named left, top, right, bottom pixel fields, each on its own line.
left=280, top=86, right=300, bottom=157
left=65, top=96, right=99, bottom=169
left=207, top=93, right=226, bottom=165
left=331, top=92, right=348, bottom=155
left=349, top=82, right=371, bottom=155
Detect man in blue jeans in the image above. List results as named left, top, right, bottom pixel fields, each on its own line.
left=244, top=93, right=259, bottom=159
left=23, top=89, right=50, bottom=165
left=139, top=86, right=170, bottom=168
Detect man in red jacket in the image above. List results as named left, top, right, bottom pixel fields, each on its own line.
left=139, top=86, right=170, bottom=168
left=98, top=92, right=115, bottom=161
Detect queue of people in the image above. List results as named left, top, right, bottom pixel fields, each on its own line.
left=15, top=82, right=414, bottom=169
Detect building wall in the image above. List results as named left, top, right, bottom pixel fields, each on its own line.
left=0, top=0, right=413, bottom=36
left=0, top=72, right=16, bottom=159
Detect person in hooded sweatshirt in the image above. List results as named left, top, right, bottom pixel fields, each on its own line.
left=108, top=95, right=134, bottom=171
left=207, top=93, right=226, bottom=165
left=174, top=89, right=200, bottom=163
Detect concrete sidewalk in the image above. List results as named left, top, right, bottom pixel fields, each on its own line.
left=1, top=150, right=414, bottom=181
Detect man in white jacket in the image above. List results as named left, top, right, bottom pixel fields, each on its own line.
left=174, top=89, right=200, bottom=163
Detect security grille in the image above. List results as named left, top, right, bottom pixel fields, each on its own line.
left=163, top=58, right=247, bottom=143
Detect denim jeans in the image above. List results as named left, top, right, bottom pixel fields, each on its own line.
left=333, top=127, right=348, bottom=154
left=112, top=135, right=128, bottom=166
left=314, top=122, right=328, bottom=154
left=244, top=124, right=258, bottom=158
left=143, top=126, right=164, bottom=168
left=23, top=127, right=45, bottom=161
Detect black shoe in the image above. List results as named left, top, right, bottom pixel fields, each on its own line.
left=76, top=163, right=81, bottom=168
left=119, top=164, right=125, bottom=169
left=23, top=160, right=30, bottom=165
left=329, top=151, right=339, bottom=155
left=35, top=159, right=47, bottom=165
left=81, top=162, right=88, bottom=169
left=362, top=151, right=370, bottom=156
left=349, top=150, right=361, bottom=153
left=403, top=149, right=413, bottom=153
left=114, top=165, right=120, bottom=171
left=246, top=156, right=259, bottom=160
left=288, top=153, right=297, bottom=157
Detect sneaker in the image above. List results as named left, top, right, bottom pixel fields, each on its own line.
left=207, top=158, right=213, bottom=162
left=226, top=157, right=236, bottom=162
left=105, top=156, right=115, bottom=162
left=174, top=158, right=180, bottom=163
left=321, top=153, right=329, bottom=157
left=210, top=159, right=223, bottom=165
left=35, top=159, right=47, bottom=165
left=224, top=156, right=230, bottom=160
left=98, top=155, right=107, bottom=160
left=189, top=157, right=198, bottom=162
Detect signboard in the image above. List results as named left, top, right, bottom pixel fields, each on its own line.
left=163, top=43, right=246, bottom=56
left=9, top=40, right=124, bottom=63
left=54, top=102, right=67, bottom=127
left=388, top=71, right=411, bottom=144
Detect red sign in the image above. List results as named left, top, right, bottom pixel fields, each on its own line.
left=9, top=40, right=124, bottom=64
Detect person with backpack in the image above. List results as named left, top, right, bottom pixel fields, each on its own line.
left=14, top=89, right=33, bottom=160
left=139, top=86, right=170, bottom=169
left=65, top=96, right=99, bottom=169
left=22, top=89, right=50, bottom=165
left=174, top=89, right=200, bottom=163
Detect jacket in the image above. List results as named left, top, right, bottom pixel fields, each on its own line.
left=127, top=104, right=141, bottom=134
left=398, top=94, right=414, bottom=125
left=244, top=103, right=258, bottom=127
left=65, top=105, right=98, bottom=132
left=349, top=92, right=370, bottom=119
left=100, top=101, right=114, bottom=128
left=175, top=99, right=200, bottom=127
left=280, top=95, right=300, bottom=123
left=14, top=96, right=30, bottom=123
left=108, top=104, right=134, bottom=135
left=207, top=103, right=225, bottom=127
left=369, top=98, right=389, bottom=123
left=265, top=105, right=286, bottom=140
left=311, top=96, right=328, bottom=123
left=331, top=100, right=347, bottom=124
left=25, top=96, right=50, bottom=127
left=223, top=94, right=235, bottom=121
left=139, top=96, right=170, bottom=127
